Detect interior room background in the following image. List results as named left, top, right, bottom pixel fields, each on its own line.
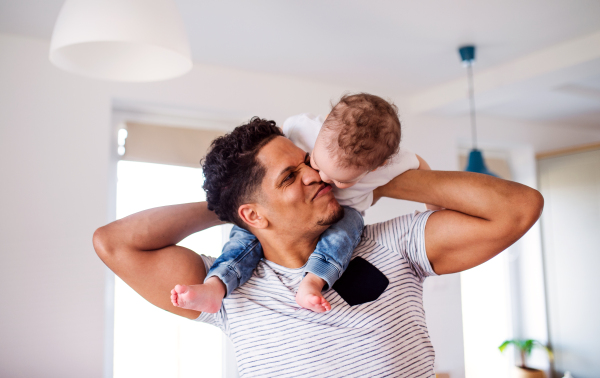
left=1, top=1, right=600, bottom=377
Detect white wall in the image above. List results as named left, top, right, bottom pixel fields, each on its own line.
left=2, top=32, right=600, bottom=378
left=0, top=34, right=111, bottom=378
left=539, top=150, right=600, bottom=378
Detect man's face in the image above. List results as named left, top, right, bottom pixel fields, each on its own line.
left=254, top=136, right=344, bottom=234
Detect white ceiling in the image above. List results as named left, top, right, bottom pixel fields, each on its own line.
left=1, top=0, right=599, bottom=128
left=484, top=74, right=600, bottom=127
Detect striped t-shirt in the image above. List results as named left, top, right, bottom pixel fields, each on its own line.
left=196, top=210, right=438, bottom=377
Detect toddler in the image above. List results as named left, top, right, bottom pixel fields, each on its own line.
left=171, top=93, right=435, bottom=313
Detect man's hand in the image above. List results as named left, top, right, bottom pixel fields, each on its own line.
left=374, top=170, right=543, bottom=274
left=93, top=202, right=224, bottom=319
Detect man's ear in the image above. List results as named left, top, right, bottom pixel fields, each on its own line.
left=238, top=204, right=268, bottom=229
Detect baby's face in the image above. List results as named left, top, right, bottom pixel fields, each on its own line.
left=310, top=135, right=369, bottom=189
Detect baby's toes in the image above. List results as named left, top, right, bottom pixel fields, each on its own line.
left=318, top=297, right=331, bottom=311
left=307, top=294, right=323, bottom=305
left=315, top=304, right=328, bottom=313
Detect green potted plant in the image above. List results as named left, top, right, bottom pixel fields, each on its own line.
left=499, top=339, right=554, bottom=378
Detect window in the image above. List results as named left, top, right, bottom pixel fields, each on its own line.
left=458, top=151, right=514, bottom=377
left=114, top=160, right=223, bottom=378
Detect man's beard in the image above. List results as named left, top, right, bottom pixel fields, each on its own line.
left=316, top=203, right=345, bottom=226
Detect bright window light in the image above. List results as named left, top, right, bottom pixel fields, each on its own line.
left=461, top=252, right=513, bottom=378
left=115, top=160, right=223, bottom=378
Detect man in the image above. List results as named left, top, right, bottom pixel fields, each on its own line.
left=94, top=118, right=543, bottom=377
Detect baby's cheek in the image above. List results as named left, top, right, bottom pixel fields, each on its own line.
left=335, top=181, right=357, bottom=189
left=319, top=172, right=332, bottom=184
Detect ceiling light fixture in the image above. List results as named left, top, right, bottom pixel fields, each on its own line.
left=49, top=0, right=192, bottom=82
left=459, top=45, right=496, bottom=176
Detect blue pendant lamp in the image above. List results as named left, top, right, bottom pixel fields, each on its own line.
left=459, top=46, right=496, bottom=176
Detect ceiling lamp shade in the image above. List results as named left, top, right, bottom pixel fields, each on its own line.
left=458, top=45, right=475, bottom=65
left=465, top=149, right=496, bottom=176
left=49, top=0, right=193, bottom=82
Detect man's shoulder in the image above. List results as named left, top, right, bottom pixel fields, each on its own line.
left=361, top=210, right=437, bottom=281
left=361, top=212, right=419, bottom=244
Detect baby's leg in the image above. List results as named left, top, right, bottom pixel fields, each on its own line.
left=171, top=226, right=262, bottom=312
left=296, top=207, right=364, bottom=312
left=171, top=277, right=226, bottom=313
left=295, top=273, right=331, bottom=313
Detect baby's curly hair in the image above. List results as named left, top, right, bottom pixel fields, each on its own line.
left=322, top=93, right=401, bottom=170
left=202, top=117, right=284, bottom=228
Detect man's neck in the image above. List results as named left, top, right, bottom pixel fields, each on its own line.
left=254, top=229, right=321, bottom=269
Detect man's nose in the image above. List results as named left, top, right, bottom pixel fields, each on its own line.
left=301, top=165, right=323, bottom=185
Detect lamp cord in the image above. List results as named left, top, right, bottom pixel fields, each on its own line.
left=466, top=62, right=477, bottom=150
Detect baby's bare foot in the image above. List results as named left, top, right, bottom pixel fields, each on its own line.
left=170, top=277, right=226, bottom=313
left=296, top=273, right=331, bottom=313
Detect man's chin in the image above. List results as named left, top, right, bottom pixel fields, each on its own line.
left=316, top=202, right=344, bottom=226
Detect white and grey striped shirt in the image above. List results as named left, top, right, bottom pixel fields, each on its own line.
left=196, top=210, right=438, bottom=377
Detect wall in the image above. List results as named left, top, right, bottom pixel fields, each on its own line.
left=0, top=34, right=111, bottom=378
left=2, top=32, right=600, bottom=378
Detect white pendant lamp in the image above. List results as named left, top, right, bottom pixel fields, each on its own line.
left=49, top=0, right=193, bottom=82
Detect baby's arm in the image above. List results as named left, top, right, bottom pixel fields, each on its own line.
left=296, top=206, right=364, bottom=312
left=171, top=226, right=263, bottom=313
left=416, top=155, right=444, bottom=211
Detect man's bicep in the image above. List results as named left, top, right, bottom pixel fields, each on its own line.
left=424, top=209, right=515, bottom=275
left=101, top=244, right=207, bottom=319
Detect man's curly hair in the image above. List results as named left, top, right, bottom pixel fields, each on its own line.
left=201, top=117, right=284, bottom=229
left=322, top=93, right=401, bottom=171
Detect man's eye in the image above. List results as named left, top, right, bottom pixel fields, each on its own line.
left=283, top=172, right=295, bottom=183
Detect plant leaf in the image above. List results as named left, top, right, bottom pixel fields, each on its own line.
left=499, top=339, right=519, bottom=353
left=533, top=340, right=554, bottom=360
left=524, top=339, right=534, bottom=355
left=499, top=340, right=511, bottom=352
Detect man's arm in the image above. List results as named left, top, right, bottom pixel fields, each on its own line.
left=93, top=202, right=223, bottom=319
left=373, top=170, right=543, bottom=275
